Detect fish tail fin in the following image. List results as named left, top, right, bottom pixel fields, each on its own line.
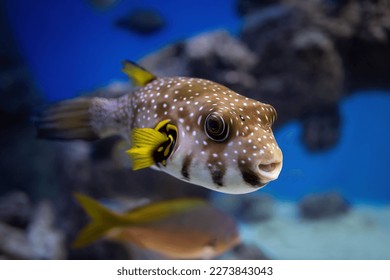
left=35, top=97, right=120, bottom=141
left=72, top=193, right=125, bottom=248
left=122, top=60, right=156, bottom=86
left=34, top=98, right=99, bottom=141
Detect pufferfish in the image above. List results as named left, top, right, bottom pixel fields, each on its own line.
left=35, top=61, right=283, bottom=194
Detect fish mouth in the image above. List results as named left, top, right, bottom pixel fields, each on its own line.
left=258, top=161, right=283, bottom=181
left=239, top=159, right=282, bottom=188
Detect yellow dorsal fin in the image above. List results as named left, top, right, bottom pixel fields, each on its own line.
left=122, top=60, right=156, bottom=86
left=124, top=198, right=206, bottom=224
left=72, top=193, right=126, bottom=248
left=126, top=127, right=169, bottom=170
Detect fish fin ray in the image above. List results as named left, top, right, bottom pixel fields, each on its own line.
left=122, top=60, right=156, bottom=86
left=126, top=128, right=168, bottom=170
left=34, top=98, right=98, bottom=141
left=72, top=222, right=110, bottom=248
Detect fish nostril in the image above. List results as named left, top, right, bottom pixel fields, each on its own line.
left=258, top=162, right=281, bottom=173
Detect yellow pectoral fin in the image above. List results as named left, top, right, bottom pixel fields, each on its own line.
left=126, top=146, right=156, bottom=170
left=131, top=128, right=168, bottom=147
left=127, top=127, right=169, bottom=170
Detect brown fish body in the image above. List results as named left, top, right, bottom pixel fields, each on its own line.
left=109, top=202, right=239, bottom=259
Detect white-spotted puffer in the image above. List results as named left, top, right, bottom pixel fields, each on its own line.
left=35, top=61, right=283, bottom=194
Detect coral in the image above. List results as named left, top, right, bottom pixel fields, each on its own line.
left=0, top=192, right=31, bottom=228
left=0, top=192, right=65, bottom=259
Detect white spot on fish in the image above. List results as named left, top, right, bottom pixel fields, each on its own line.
left=197, top=116, right=202, bottom=126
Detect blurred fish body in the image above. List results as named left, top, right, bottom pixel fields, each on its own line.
left=73, top=193, right=240, bottom=259
left=35, top=61, right=282, bottom=194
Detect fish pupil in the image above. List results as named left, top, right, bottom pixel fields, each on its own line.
left=208, top=118, right=222, bottom=134
left=205, top=113, right=229, bottom=142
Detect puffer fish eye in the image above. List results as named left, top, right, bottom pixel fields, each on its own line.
left=204, top=113, right=230, bottom=142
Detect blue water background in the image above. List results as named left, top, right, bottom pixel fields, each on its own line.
left=271, top=91, right=390, bottom=204
left=4, top=0, right=390, bottom=204
left=4, top=0, right=240, bottom=101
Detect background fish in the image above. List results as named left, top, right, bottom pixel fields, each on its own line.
left=86, top=0, right=121, bottom=10
left=73, top=193, right=240, bottom=259
left=35, top=61, right=283, bottom=194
